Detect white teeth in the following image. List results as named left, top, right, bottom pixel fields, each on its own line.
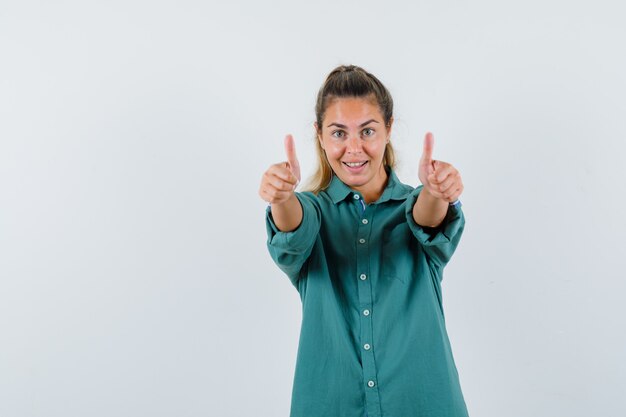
left=344, top=161, right=366, bottom=167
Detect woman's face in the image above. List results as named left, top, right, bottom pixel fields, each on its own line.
left=316, top=96, right=392, bottom=196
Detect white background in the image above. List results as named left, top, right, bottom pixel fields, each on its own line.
left=1, top=1, right=625, bottom=416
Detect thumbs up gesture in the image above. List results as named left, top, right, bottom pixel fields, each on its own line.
left=259, top=134, right=302, bottom=205
left=418, top=132, right=464, bottom=202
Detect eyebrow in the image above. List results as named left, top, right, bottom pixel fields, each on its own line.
left=327, top=119, right=379, bottom=128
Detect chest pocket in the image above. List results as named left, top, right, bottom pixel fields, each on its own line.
left=381, top=223, right=414, bottom=284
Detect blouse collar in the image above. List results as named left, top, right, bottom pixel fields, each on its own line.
left=325, top=165, right=410, bottom=205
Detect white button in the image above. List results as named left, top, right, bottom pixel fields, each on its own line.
left=363, top=309, right=370, bottom=316
left=364, top=343, right=371, bottom=350
left=359, top=238, right=366, bottom=244
left=353, top=194, right=360, bottom=200
left=362, top=219, right=368, bottom=224
left=367, top=380, right=375, bottom=387
left=360, top=274, right=367, bottom=280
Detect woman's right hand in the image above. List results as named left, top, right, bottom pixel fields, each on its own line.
left=258, top=134, right=301, bottom=205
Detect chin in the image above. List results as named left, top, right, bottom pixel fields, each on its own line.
left=338, top=173, right=369, bottom=186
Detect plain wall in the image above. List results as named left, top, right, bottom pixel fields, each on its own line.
left=1, top=1, right=625, bottom=416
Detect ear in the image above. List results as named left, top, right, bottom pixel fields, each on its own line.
left=386, top=116, right=394, bottom=140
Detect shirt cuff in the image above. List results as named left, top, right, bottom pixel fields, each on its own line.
left=265, top=192, right=319, bottom=252
left=404, top=185, right=464, bottom=246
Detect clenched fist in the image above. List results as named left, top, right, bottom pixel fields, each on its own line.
left=418, top=132, right=463, bottom=203
left=259, top=134, right=301, bottom=205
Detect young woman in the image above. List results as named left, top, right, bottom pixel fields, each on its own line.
left=258, top=65, right=468, bottom=417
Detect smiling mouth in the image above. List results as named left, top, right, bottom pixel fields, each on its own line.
left=342, top=161, right=368, bottom=168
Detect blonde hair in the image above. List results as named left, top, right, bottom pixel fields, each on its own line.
left=301, top=65, right=397, bottom=194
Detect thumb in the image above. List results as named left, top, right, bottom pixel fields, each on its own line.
left=284, top=134, right=301, bottom=183
left=420, top=131, right=435, bottom=165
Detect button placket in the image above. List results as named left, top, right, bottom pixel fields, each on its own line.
left=354, top=201, right=380, bottom=413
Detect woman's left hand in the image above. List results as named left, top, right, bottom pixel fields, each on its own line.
left=418, top=132, right=464, bottom=203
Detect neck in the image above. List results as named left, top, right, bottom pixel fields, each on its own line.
left=354, top=164, right=389, bottom=204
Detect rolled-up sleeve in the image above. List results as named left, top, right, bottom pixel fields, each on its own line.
left=265, top=192, right=321, bottom=288
left=404, top=185, right=465, bottom=270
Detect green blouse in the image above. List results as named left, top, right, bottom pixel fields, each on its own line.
left=265, top=166, right=469, bottom=417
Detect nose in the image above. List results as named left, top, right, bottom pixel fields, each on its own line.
left=346, top=134, right=363, bottom=154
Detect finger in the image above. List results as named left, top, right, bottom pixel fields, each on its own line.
left=266, top=171, right=297, bottom=191
left=260, top=185, right=293, bottom=203
left=284, top=134, right=301, bottom=182
left=428, top=171, right=450, bottom=186
left=441, top=185, right=459, bottom=201
left=444, top=185, right=463, bottom=203
left=432, top=163, right=456, bottom=183
left=268, top=163, right=298, bottom=184
left=454, top=183, right=464, bottom=199
left=420, top=132, right=435, bottom=165
left=431, top=173, right=458, bottom=194
left=261, top=182, right=294, bottom=199
left=424, top=185, right=446, bottom=200
left=262, top=171, right=296, bottom=197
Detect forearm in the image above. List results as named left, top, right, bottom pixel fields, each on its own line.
left=271, top=193, right=304, bottom=232
left=412, top=187, right=449, bottom=228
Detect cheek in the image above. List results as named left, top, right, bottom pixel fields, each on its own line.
left=365, top=142, right=386, bottom=157
left=324, top=144, right=345, bottom=160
